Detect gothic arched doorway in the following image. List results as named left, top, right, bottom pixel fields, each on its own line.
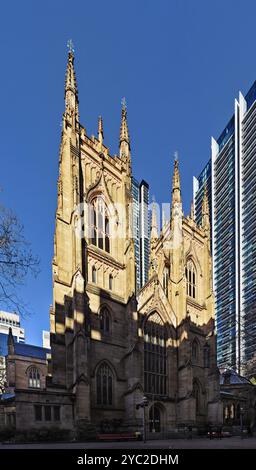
left=149, top=405, right=161, bottom=433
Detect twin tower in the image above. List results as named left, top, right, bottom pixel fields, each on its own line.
left=43, top=48, right=222, bottom=434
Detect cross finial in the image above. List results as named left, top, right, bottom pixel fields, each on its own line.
left=121, top=97, right=127, bottom=111
left=67, top=39, right=75, bottom=54
left=174, top=150, right=179, bottom=161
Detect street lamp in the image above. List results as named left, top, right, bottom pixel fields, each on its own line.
left=136, top=396, right=148, bottom=443
left=240, top=406, right=244, bottom=439
left=151, top=377, right=155, bottom=433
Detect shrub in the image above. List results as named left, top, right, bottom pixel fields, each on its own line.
left=75, top=420, right=97, bottom=441
left=0, top=426, right=15, bottom=442
left=14, top=427, right=71, bottom=443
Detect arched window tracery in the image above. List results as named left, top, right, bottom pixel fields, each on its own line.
left=90, top=197, right=110, bottom=253
left=96, top=362, right=113, bottom=406
left=28, top=367, right=41, bottom=389
left=185, top=260, right=196, bottom=299
left=144, top=312, right=167, bottom=396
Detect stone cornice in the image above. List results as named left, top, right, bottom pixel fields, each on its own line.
left=187, top=297, right=205, bottom=311
left=86, top=283, right=126, bottom=304
left=87, top=245, right=124, bottom=270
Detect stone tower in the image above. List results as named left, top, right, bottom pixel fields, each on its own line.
left=50, top=48, right=139, bottom=430
left=138, top=159, right=221, bottom=429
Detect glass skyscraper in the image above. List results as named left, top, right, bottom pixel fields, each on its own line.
left=194, top=81, right=256, bottom=374
left=131, top=178, right=150, bottom=292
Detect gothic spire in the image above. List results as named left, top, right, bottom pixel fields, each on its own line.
left=98, top=116, right=104, bottom=144
left=8, top=327, right=14, bottom=355
left=119, top=97, right=130, bottom=157
left=172, top=153, right=181, bottom=205
left=64, top=40, right=79, bottom=126
left=201, top=184, right=210, bottom=232
left=65, top=40, right=78, bottom=95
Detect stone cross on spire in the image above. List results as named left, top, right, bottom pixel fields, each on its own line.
left=67, top=39, right=75, bottom=55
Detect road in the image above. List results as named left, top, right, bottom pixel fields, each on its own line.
left=0, top=436, right=255, bottom=449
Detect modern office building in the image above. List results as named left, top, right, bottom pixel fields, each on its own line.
left=131, top=177, right=150, bottom=291
left=194, top=81, right=256, bottom=374
left=139, top=180, right=150, bottom=288
left=42, top=330, right=50, bottom=349
left=0, top=311, right=25, bottom=343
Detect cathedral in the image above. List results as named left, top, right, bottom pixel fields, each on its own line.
left=4, top=49, right=222, bottom=435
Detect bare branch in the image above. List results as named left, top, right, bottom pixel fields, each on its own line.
left=0, top=204, right=40, bottom=317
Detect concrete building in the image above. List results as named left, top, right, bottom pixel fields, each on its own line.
left=0, top=311, right=25, bottom=343
left=42, top=331, right=50, bottom=349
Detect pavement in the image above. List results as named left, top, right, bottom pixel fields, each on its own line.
left=0, top=436, right=255, bottom=449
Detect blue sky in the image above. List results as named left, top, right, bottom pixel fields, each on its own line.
left=0, top=0, right=255, bottom=345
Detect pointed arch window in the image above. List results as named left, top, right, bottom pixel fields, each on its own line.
left=109, top=274, right=113, bottom=291
left=193, top=380, right=200, bottom=413
left=90, top=197, right=110, bottom=253
left=192, top=339, right=199, bottom=363
left=144, top=312, right=167, bottom=396
left=28, top=367, right=41, bottom=389
left=185, top=260, right=196, bottom=299
left=99, top=307, right=111, bottom=334
left=163, top=267, right=169, bottom=297
left=204, top=344, right=210, bottom=367
left=92, top=265, right=96, bottom=283
left=96, top=362, right=113, bottom=405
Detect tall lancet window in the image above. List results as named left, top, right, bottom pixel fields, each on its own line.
left=96, top=362, right=113, bottom=406
left=163, top=267, right=169, bottom=297
left=144, top=312, right=167, bottom=396
left=185, top=260, right=196, bottom=299
left=90, top=197, right=110, bottom=253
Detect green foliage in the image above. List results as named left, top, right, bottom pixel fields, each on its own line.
left=0, top=425, right=15, bottom=441
left=14, top=427, right=71, bottom=443
left=75, top=419, right=97, bottom=441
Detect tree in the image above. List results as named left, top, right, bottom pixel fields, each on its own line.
left=0, top=204, right=40, bottom=317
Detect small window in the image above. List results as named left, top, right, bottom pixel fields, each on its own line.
left=54, top=406, right=60, bottom=422
left=109, top=274, right=113, bottom=291
left=92, top=266, right=96, bottom=283
left=28, top=367, right=41, bottom=388
left=34, top=405, right=42, bottom=421
left=44, top=405, right=51, bottom=421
